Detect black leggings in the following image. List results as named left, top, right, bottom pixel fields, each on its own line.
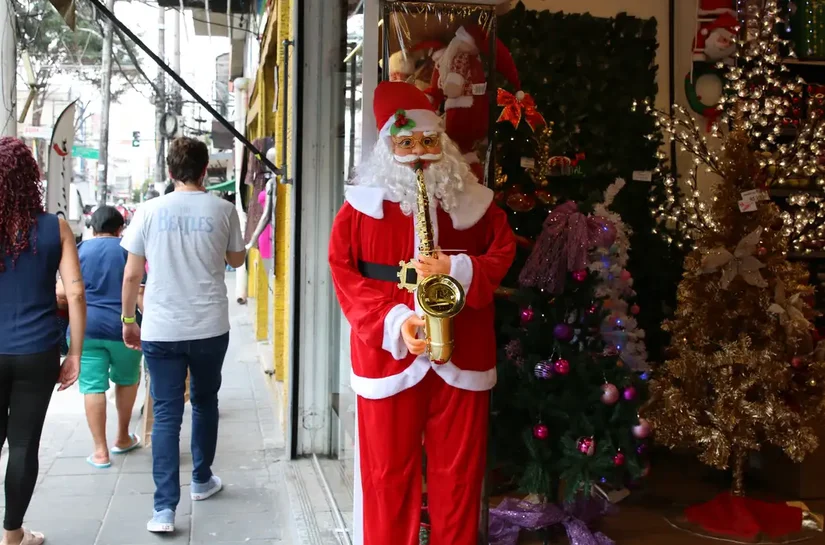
left=0, top=347, right=60, bottom=531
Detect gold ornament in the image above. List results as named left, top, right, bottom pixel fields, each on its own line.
left=527, top=123, right=554, bottom=184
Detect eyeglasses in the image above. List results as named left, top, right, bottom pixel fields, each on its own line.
left=391, top=134, right=441, bottom=149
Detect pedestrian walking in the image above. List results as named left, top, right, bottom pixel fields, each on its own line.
left=120, top=137, right=247, bottom=533
left=0, top=137, right=86, bottom=545
left=57, top=206, right=143, bottom=469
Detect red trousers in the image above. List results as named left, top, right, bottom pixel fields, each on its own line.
left=355, top=370, right=489, bottom=545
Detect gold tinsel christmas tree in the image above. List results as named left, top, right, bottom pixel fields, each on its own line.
left=646, top=130, right=825, bottom=494
left=645, top=0, right=825, bottom=495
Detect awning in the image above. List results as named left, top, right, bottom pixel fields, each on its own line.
left=205, top=179, right=236, bottom=192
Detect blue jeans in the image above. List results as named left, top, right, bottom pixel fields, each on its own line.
left=142, top=333, right=229, bottom=512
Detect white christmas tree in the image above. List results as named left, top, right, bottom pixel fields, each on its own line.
left=589, top=179, right=649, bottom=371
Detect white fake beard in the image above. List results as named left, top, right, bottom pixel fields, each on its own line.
left=350, top=135, right=476, bottom=215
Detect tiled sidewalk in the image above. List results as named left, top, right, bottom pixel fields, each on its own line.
left=0, top=292, right=288, bottom=544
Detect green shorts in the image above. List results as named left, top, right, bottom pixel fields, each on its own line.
left=75, top=338, right=143, bottom=394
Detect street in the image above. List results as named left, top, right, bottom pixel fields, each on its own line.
left=0, top=275, right=289, bottom=544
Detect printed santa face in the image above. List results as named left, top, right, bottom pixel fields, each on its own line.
left=390, top=131, right=443, bottom=167
left=705, top=26, right=736, bottom=60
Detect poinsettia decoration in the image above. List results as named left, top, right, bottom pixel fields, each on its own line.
left=390, top=109, right=416, bottom=136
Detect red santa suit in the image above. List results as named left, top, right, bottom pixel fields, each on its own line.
left=328, top=82, right=516, bottom=545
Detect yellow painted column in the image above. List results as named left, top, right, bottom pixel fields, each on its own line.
left=250, top=248, right=269, bottom=341
left=272, top=0, right=293, bottom=384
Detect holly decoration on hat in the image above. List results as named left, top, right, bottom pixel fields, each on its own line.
left=390, top=109, right=416, bottom=137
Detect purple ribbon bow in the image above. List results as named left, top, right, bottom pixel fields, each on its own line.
left=518, top=201, right=616, bottom=294
left=489, top=498, right=615, bottom=545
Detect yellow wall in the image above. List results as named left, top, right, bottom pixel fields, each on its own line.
left=272, top=0, right=293, bottom=384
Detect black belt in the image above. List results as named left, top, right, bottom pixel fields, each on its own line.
left=358, top=260, right=417, bottom=285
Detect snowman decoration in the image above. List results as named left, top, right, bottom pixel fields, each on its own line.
left=694, top=12, right=739, bottom=65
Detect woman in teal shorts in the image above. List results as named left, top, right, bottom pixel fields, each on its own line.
left=58, top=206, right=143, bottom=468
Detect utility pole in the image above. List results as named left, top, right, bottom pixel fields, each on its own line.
left=171, top=9, right=181, bottom=117
left=98, top=0, right=116, bottom=204
left=1, top=0, right=17, bottom=138
left=154, top=6, right=166, bottom=189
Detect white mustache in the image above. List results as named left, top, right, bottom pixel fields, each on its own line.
left=393, top=153, right=443, bottom=164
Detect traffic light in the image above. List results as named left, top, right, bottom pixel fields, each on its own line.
left=132, top=131, right=140, bottom=147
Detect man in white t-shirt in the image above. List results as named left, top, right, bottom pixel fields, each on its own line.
left=120, top=137, right=246, bottom=533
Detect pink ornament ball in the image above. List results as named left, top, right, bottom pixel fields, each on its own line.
left=577, top=436, right=596, bottom=456
left=553, top=358, right=570, bottom=375
left=601, top=383, right=620, bottom=405
left=553, top=323, right=574, bottom=342
left=633, top=418, right=651, bottom=439
left=572, top=269, right=588, bottom=282
left=630, top=304, right=640, bottom=315
left=533, top=424, right=549, bottom=440
left=623, top=386, right=638, bottom=401
left=620, top=269, right=632, bottom=282
left=520, top=307, right=535, bottom=325
left=613, top=452, right=626, bottom=467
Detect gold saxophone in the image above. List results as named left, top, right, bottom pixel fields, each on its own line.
left=397, top=164, right=465, bottom=364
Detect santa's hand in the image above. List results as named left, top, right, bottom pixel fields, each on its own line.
left=414, top=251, right=452, bottom=278
left=401, top=315, right=427, bottom=356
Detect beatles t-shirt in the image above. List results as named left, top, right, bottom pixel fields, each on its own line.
left=121, top=191, right=244, bottom=342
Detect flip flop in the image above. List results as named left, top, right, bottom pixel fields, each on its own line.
left=111, top=433, right=141, bottom=454
left=86, top=455, right=112, bottom=469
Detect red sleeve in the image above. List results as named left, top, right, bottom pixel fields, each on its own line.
left=328, top=203, right=405, bottom=349
left=465, top=205, right=516, bottom=310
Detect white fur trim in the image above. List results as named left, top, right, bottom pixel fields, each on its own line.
left=449, top=253, right=473, bottom=294
left=434, top=361, right=497, bottom=391
left=444, top=71, right=465, bottom=90
left=382, top=304, right=416, bottom=360
left=432, top=48, right=446, bottom=61
left=449, top=182, right=494, bottom=230
left=345, top=183, right=492, bottom=231
left=350, top=356, right=496, bottom=399
left=463, top=152, right=480, bottom=164
left=455, top=26, right=474, bottom=47
left=350, top=358, right=430, bottom=399
left=378, top=108, right=443, bottom=138
left=445, top=95, right=475, bottom=110
left=345, top=186, right=386, bottom=219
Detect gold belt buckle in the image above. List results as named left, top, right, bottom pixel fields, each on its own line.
left=397, top=260, right=418, bottom=293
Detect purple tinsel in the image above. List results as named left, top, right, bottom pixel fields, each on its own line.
left=489, top=497, right=616, bottom=545
left=505, top=340, right=524, bottom=367
left=519, top=201, right=615, bottom=294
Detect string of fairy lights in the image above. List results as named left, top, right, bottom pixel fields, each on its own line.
left=648, top=0, right=825, bottom=255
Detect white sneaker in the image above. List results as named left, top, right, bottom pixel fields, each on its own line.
left=191, top=475, right=222, bottom=501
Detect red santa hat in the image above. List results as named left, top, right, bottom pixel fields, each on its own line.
left=701, top=12, right=739, bottom=40
left=459, top=24, right=521, bottom=90
left=374, top=81, right=443, bottom=138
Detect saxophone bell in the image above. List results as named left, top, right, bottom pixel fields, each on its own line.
left=417, top=274, right=465, bottom=364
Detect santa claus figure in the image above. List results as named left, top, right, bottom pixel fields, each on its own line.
left=329, top=82, right=516, bottom=545
left=388, top=41, right=446, bottom=91
left=693, top=12, right=739, bottom=64
left=426, top=25, right=520, bottom=180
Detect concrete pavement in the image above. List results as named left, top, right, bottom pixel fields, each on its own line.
left=0, top=276, right=289, bottom=544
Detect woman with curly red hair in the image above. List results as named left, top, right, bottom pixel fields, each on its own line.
left=0, top=137, right=87, bottom=545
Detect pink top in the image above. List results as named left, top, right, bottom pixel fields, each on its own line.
left=257, top=190, right=273, bottom=259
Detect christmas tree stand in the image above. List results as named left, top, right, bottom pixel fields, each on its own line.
left=663, top=451, right=821, bottom=543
